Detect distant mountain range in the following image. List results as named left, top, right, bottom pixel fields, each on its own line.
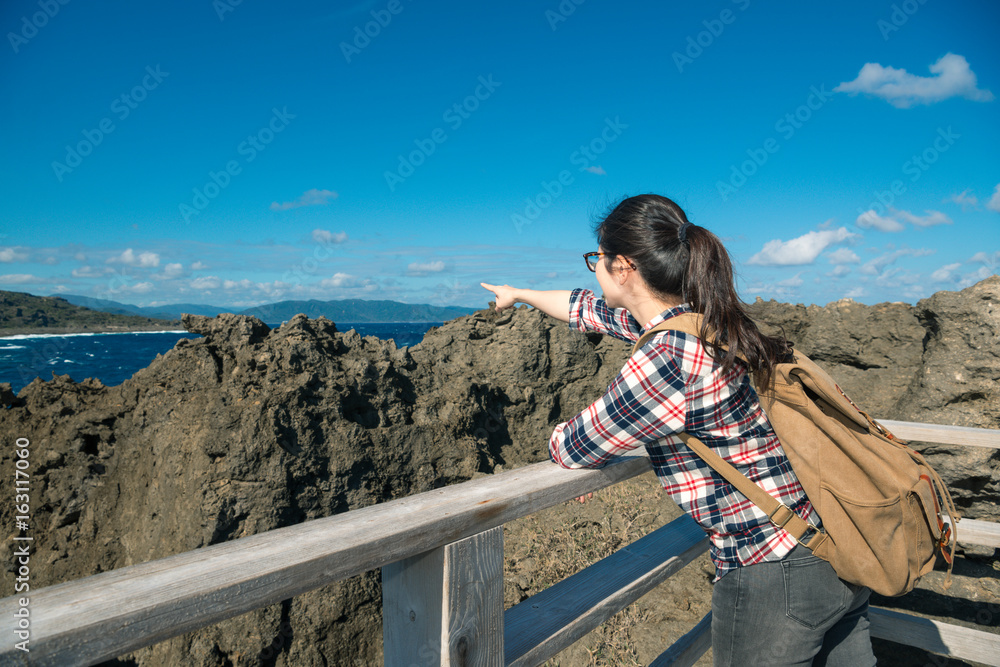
left=0, top=291, right=180, bottom=334
left=55, top=294, right=476, bottom=324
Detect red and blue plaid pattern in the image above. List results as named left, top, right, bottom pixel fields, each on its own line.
left=549, top=289, right=818, bottom=580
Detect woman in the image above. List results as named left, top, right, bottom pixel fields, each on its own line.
left=481, top=194, right=875, bottom=666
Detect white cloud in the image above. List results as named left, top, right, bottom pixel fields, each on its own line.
left=835, top=53, right=994, bottom=108
left=107, top=248, right=160, bottom=268
left=829, top=265, right=852, bottom=277
left=407, top=260, right=446, bottom=274
left=931, top=263, right=962, bottom=282
left=162, top=263, right=184, bottom=278
left=960, top=266, right=994, bottom=287
left=191, top=261, right=208, bottom=271
left=827, top=248, right=860, bottom=264
left=72, top=266, right=112, bottom=278
left=191, top=276, right=221, bottom=290
left=946, top=189, right=978, bottom=211
left=320, top=272, right=369, bottom=289
left=0, top=247, right=28, bottom=263
left=777, top=273, right=803, bottom=288
left=271, top=188, right=339, bottom=211
left=891, top=209, right=952, bottom=227
left=988, top=184, right=1000, bottom=213
left=128, top=282, right=154, bottom=294
left=312, top=229, right=348, bottom=245
left=0, top=273, right=42, bottom=284
left=224, top=279, right=254, bottom=290
left=585, top=165, right=606, bottom=175
left=856, top=207, right=951, bottom=232
left=969, top=251, right=999, bottom=268
left=103, top=280, right=156, bottom=296
left=748, top=227, right=857, bottom=266
left=856, top=210, right=904, bottom=232
left=859, top=248, right=934, bottom=275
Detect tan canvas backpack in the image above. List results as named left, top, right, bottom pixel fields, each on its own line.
left=631, top=313, right=958, bottom=597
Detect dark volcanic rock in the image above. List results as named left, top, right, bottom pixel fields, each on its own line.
left=1, top=279, right=998, bottom=665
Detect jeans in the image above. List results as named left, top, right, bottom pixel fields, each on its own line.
left=711, top=545, right=876, bottom=666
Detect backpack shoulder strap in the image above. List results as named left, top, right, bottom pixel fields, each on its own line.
left=678, top=432, right=829, bottom=551
left=630, top=312, right=747, bottom=363
left=629, top=313, right=825, bottom=549
left=630, top=313, right=708, bottom=356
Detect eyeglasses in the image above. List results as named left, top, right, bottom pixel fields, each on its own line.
left=583, top=252, right=636, bottom=273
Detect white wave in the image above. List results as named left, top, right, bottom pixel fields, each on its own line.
left=0, top=345, right=27, bottom=350
left=2, top=330, right=188, bottom=341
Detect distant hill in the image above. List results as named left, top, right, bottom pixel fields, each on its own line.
left=55, top=294, right=475, bottom=324
left=1, top=291, right=180, bottom=335
left=238, top=299, right=475, bottom=324
left=58, top=294, right=230, bottom=320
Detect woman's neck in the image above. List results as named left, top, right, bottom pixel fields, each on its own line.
left=626, top=293, right=684, bottom=328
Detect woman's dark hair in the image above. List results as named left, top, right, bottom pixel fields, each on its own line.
left=596, top=194, right=791, bottom=389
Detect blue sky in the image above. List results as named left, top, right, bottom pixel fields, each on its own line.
left=2, top=0, right=998, bottom=310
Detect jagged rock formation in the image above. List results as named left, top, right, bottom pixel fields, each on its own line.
left=1, top=277, right=997, bottom=665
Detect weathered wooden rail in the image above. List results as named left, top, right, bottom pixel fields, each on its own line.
left=2, top=420, right=999, bottom=666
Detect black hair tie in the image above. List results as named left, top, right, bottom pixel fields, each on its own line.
left=677, top=222, right=692, bottom=245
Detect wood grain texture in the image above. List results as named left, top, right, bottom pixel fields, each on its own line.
left=0, top=453, right=649, bottom=666
left=870, top=607, right=1000, bottom=667
left=950, top=517, right=1000, bottom=548
left=649, top=612, right=713, bottom=667
left=878, top=420, right=1000, bottom=449
left=0, top=421, right=995, bottom=665
left=383, top=527, right=504, bottom=666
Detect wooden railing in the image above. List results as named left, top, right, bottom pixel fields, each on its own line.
left=2, top=421, right=999, bottom=666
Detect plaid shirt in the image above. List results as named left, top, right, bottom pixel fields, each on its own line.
left=549, top=289, right=818, bottom=580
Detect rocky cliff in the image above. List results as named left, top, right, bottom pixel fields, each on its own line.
left=1, top=277, right=997, bottom=665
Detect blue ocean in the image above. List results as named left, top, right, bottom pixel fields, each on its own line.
left=0, top=323, right=440, bottom=394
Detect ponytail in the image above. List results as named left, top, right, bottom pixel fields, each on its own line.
left=597, top=194, right=790, bottom=389
left=683, top=225, right=790, bottom=389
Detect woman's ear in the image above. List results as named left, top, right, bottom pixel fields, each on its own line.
left=616, top=256, right=633, bottom=284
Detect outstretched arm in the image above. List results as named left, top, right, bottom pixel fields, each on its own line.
left=480, top=283, right=572, bottom=323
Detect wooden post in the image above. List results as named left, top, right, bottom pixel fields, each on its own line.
left=383, top=527, right=504, bottom=666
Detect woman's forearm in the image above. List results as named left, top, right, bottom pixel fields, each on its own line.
left=515, top=289, right=573, bottom=322
left=480, top=283, right=573, bottom=323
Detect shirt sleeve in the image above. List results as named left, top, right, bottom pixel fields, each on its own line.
left=569, top=288, right=643, bottom=343
left=549, top=336, right=688, bottom=469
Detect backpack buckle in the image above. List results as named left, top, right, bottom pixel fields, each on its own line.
left=768, top=503, right=795, bottom=528
left=798, top=523, right=823, bottom=547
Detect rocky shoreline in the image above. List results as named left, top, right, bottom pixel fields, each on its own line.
left=1, top=277, right=997, bottom=665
